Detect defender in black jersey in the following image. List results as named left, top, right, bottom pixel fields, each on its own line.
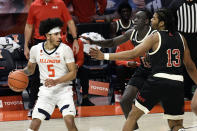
left=89, top=9, right=197, bottom=131
left=110, top=2, right=133, bottom=38
left=82, top=10, right=153, bottom=130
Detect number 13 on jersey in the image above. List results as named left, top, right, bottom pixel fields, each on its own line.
left=47, top=64, right=55, bottom=77
left=167, top=49, right=181, bottom=67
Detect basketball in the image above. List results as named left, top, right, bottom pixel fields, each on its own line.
left=8, top=70, right=29, bottom=92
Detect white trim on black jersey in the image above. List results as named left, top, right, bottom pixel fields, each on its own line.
left=178, top=33, right=185, bottom=51
left=116, top=19, right=132, bottom=33
left=149, top=31, right=161, bottom=55
left=135, top=27, right=152, bottom=43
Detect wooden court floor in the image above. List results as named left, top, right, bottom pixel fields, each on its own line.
left=0, top=102, right=197, bottom=131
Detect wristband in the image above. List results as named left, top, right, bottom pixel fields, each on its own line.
left=104, top=53, right=109, bottom=60
left=73, top=37, right=78, bottom=40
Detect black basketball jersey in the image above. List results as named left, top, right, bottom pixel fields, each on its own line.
left=116, top=19, right=133, bottom=36
left=130, top=27, right=155, bottom=47
left=130, top=27, right=155, bottom=69
left=149, top=31, right=184, bottom=75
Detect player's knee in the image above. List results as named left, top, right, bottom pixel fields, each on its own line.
left=64, top=115, right=75, bottom=127
left=191, top=101, right=197, bottom=115
left=168, top=120, right=184, bottom=131
left=120, top=95, right=127, bottom=106
left=29, top=118, right=42, bottom=131
left=128, top=106, right=143, bottom=120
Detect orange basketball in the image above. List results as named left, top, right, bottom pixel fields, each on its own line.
left=8, top=70, right=29, bottom=92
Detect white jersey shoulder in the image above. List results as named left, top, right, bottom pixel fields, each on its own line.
left=30, top=42, right=75, bottom=84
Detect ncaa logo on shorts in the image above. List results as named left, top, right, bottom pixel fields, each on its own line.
left=0, top=100, right=3, bottom=108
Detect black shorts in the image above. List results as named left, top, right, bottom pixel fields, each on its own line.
left=136, top=76, right=184, bottom=117
left=127, top=65, right=152, bottom=89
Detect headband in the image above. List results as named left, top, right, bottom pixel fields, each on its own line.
left=48, top=27, right=61, bottom=34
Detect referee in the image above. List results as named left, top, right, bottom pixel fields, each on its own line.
left=170, top=0, right=197, bottom=100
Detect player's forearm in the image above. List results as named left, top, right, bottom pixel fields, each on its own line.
left=23, top=66, right=34, bottom=76
left=55, top=70, right=77, bottom=84
left=67, top=20, right=77, bottom=38
left=23, top=62, right=36, bottom=76
left=92, top=39, right=115, bottom=48
left=24, top=24, right=33, bottom=48
left=185, top=62, right=197, bottom=85
left=93, top=30, right=132, bottom=48
left=108, top=50, right=137, bottom=61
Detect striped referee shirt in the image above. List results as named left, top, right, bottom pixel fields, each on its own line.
left=176, top=1, right=197, bottom=33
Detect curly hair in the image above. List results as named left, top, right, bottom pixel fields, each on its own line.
left=155, top=9, right=176, bottom=33
left=117, top=2, right=132, bottom=15
left=39, top=18, right=64, bottom=36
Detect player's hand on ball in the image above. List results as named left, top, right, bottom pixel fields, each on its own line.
left=45, top=79, right=57, bottom=87
left=89, top=47, right=104, bottom=60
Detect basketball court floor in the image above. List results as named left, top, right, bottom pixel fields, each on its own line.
left=0, top=103, right=197, bottom=131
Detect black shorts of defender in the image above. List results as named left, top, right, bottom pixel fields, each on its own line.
left=136, top=76, right=184, bottom=116
left=127, top=65, right=152, bottom=90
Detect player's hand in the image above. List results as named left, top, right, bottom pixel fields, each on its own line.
left=127, top=61, right=139, bottom=67
left=24, top=46, right=30, bottom=60
left=75, top=64, right=79, bottom=71
left=89, top=47, right=104, bottom=60
left=44, top=79, right=57, bottom=87
left=72, top=39, right=79, bottom=54
left=141, top=56, right=151, bottom=68
left=80, top=36, right=94, bottom=45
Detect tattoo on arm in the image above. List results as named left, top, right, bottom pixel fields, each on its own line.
left=23, top=67, right=31, bottom=76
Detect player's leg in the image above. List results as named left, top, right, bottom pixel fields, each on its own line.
left=28, top=118, right=42, bottom=131
left=162, top=80, right=185, bottom=131
left=122, top=105, right=144, bottom=131
left=120, top=84, right=139, bottom=130
left=120, top=66, right=150, bottom=129
left=120, top=85, right=138, bottom=119
left=191, top=85, right=197, bottom=115
left=27, top=95, right=56, bottom=131
left=123, top=78, right=159, bottom=131
left=63, top=115, right=78, bottom=131
left=167, top=119, right=184, bottom=131
left=57, top=91, right=78, bottom=131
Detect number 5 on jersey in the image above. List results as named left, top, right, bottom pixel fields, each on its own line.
left=47, top=64, right=55, bottom=77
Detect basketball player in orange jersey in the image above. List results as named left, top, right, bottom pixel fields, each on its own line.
left=22, top=18, right=78, bottom=131
left=88, top=9, right=197, bottom=131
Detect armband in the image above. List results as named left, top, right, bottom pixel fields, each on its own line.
left=104, top=53, right=109, bottom=60
left=73, top=37, right=78, bottom=40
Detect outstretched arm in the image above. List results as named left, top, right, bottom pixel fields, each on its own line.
left=82, top=29, right=133, bottom=48
left=89, top=33, right=158, bottom=60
